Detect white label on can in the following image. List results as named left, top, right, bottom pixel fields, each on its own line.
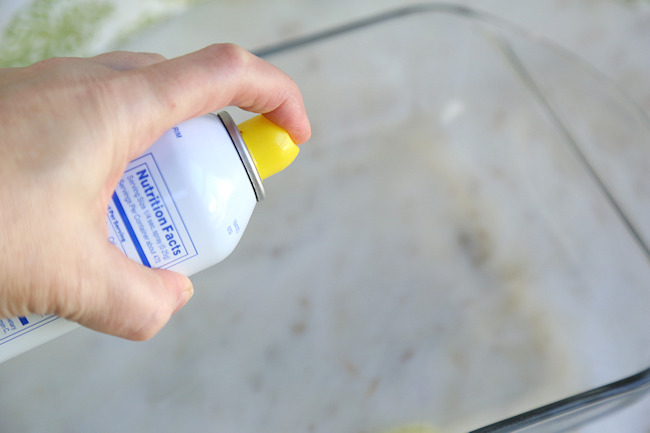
left=106, top=152, right=197, bottom=269
left=0, top=314, right=61, bottom=346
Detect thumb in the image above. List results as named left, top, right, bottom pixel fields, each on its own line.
left=69, top=244, right=194, bottom=341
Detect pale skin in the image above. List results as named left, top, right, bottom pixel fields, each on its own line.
left=0, top=44, right=311, bottom=341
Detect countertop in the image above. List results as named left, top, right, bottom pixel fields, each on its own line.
left=1, top=1, right=649, bottom=432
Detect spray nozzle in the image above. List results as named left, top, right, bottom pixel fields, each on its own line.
left=238, top=115, right=299, bottom=180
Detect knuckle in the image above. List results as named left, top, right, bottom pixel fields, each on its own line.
left=29, top=56, right=71, bottom=71
left=92, top=51, right=167, bottom=70
left=113, top=51, right=166, bottom=68
left=118, top=51, right=166, bottom=68
left=205, top=43, right=251, bottom=75
left=138, top=52, right=167, bottom=64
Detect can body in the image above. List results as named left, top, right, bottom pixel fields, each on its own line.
left=0, top=113, right=257, bottom=363
left=107, top=113, right=257, bottom=275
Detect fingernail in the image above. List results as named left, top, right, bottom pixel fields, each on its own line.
left=173, top=284, right=194, bottom=315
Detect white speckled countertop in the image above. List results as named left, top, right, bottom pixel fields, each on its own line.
left=1, top=1, right=649, bottom=432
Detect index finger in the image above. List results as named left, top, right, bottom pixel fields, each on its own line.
left=128, top=44, right=311, bottom=148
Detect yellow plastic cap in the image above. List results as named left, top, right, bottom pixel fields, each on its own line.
left=238, top=115, right=299, bottom=180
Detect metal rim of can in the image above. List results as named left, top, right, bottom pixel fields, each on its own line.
left=217, top=111, right=266, bottom=202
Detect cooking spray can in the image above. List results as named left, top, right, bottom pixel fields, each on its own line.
left=0, top=111, right=299, bottom=363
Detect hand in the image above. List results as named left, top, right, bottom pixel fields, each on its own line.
left=0, top=44, right=311, bottom=341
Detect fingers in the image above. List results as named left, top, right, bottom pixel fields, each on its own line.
left=91, top=51, right=167, bottom=71
left=67, top=243, right=194, bottom=341
left=125, top=44, right=311, bottom=154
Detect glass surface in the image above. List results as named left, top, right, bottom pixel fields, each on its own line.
left=220, top=4, right=650, bottom=432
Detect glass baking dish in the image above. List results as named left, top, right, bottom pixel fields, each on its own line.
left=238, top=5, right=650, bottom=430
left=0, top=3, right=648, bottom=433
